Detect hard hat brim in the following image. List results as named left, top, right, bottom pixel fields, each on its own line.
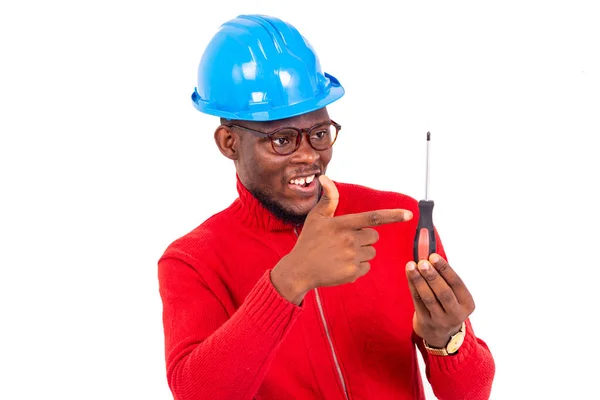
left=191, top=73, right=345, bottom=122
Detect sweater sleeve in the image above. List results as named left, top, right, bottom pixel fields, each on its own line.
left=158, top=257, right=302, bottom=400
left=415, top=319, right=495, bottom=400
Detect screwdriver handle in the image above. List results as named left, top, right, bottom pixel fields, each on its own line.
left=414, top=200, right=437, bottom=261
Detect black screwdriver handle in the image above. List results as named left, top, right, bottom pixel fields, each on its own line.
left=414, top=200, right=437, bottom=261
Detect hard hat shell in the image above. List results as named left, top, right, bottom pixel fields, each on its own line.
left=191, top=14, right=344, bottom=121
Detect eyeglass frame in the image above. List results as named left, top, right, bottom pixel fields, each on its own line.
left=224, top=120, right=341, bottom=156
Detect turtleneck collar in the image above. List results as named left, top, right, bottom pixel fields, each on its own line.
left=230, top=174, right=299, bottom=232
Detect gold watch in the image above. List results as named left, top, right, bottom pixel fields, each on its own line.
left=423, top=322, right=466, bottom=356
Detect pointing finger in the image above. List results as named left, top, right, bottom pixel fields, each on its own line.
left=336, top=209, right=413, bottom=229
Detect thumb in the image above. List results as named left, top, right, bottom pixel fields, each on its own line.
left=309, top=175, right=339, bottom=218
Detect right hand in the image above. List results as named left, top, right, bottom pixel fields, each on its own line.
left=271, top=175, right=413, bottom=304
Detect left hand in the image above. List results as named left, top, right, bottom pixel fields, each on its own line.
left=405, top=253, right=475, bottom=348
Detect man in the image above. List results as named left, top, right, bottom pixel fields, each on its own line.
left=158, top=14, right=495, bottom=400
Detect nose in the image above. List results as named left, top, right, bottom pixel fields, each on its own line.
left=290, top=132, right=320, bottom=163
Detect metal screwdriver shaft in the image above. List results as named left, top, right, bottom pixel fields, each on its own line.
left=414, top=131, right=437, bottom=261
left=425, top=131, right=430, bottom=200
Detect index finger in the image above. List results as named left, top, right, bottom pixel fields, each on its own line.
left=335, top=209, right=413, bottom=229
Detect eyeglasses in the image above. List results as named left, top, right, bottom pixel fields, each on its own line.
left=225, top=120, right=341, bottom=156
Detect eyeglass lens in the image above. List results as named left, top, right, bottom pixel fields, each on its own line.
left=271, top=123, right=338, bottom=154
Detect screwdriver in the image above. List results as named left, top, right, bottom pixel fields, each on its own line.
left=413, top=131, right=437, bottom=262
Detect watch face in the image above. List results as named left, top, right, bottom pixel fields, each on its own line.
left=447, top=333, right=465, bottom=354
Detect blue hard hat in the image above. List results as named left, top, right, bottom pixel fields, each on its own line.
left=191, top=14, right=345, bottom=121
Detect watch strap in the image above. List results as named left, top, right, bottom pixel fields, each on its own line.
left=423, top=322, right=466, bottom=356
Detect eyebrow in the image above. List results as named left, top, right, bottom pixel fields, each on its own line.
left=235, top=119, right=331, bottom=133
left=272, top=119, right=331, bottom=130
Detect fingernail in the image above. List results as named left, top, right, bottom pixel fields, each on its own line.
left=407, top=262, right=416, bottom=271
left=419, top=261, right=430, bottom=270
left=430, top=254, right=440, bottom=263
left=404, top=211, right=413, bottom=220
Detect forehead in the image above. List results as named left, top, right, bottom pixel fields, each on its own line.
left=245, top=108, right=330, bottom=131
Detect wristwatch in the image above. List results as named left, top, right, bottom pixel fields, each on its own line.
left=423, top=322, right=466, bottom=356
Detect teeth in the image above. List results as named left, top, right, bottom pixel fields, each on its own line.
left=289, top=174, right=316, bottom=186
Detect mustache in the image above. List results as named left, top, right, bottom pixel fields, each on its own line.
left=287, top=168, right=321, bottom=178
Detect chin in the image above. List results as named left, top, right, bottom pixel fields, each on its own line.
left=290, top=196, right=319, bottom=215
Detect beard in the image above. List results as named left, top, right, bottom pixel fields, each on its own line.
left=251, top=187, right=319, bottom=226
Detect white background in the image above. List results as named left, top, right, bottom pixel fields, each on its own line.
left=1, top=1, right=598, bottom=399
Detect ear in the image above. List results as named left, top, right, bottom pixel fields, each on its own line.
left=214, top=125, right=239, bottom=160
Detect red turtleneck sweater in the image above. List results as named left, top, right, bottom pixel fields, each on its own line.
left=158, top=178, right=495, bottom=400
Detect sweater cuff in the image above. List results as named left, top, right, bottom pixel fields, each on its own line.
left=242, top=270, right=303, bottom=340
left=426, top=319, right=479, bottom=375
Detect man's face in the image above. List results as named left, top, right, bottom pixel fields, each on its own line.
left=233, top=108, right=333, bottom=224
